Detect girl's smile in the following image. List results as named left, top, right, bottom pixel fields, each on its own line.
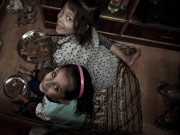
left=56, top=23, right=64, bottom=30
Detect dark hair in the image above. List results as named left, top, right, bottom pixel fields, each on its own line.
left=63, top=0, right=101, bottom=45
left=60, top=64, right=94, bottom=117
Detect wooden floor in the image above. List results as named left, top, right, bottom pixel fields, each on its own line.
left=131, top=45, right=180, bottom=135
left=0, top=4, right=180, bottom=135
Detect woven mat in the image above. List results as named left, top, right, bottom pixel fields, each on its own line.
left=83, top=61, right=142, bottom=135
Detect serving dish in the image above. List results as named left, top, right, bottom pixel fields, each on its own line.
left=3, top=75, right=28, bottom=98
left=17, top=30, right=53, bottom=63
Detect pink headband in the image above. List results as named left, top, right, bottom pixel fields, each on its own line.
left=77, top=65, right=84, bottom=98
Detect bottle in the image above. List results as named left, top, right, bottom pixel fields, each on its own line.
left=108, top=0, right=122, bottom=13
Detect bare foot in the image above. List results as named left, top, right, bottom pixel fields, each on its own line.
left=126, top=48, right=141, bottom=66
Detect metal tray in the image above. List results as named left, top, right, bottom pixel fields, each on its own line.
left=17, top=30, right=52, bottom=63
left=3, top=75, right=28, bottom=98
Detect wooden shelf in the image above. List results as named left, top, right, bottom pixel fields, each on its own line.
left=39, top=0, right=180, bottom=51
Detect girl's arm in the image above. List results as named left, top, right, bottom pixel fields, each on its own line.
left=98, top=34, right=128, bottom=61
left=98, top=34, right=113, bottom=50
left=98, top=34, right=141, bottom=66
left=21, top=100, right=38, bottom=116
left=12, top=95, right=42, bottom=118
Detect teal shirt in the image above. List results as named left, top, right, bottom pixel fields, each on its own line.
left=38, top=96, right=86, bottom=129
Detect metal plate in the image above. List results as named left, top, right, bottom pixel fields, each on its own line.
left=3, top=75, right=27, bottom=98
left=17, top=30, right=52, bottom=63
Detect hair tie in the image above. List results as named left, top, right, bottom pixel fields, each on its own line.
left=77, top=64, right=84, bottom=98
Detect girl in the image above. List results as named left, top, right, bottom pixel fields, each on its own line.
left=12, top=64, right=94, bottom=129
left=50, top=0, right=141, bottom=91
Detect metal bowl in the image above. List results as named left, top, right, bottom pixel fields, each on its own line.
left=3, top=75, right=28, bottom=98
left=17, top=30, right=52, bottom=63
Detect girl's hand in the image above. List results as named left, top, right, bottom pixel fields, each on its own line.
left=12, top=94, right=29, bottom=105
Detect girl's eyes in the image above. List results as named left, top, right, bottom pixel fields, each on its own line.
left=54, top=85, right=59, bottom=92
left=51, top=70, right=60, bottom=92
left=52, top=71, right=56, bottom=79
left=66, top=16, right=72, bottom=21
left=58, top=9, right=72, bottom=22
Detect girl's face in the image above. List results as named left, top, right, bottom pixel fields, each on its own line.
left=56, top=2, right=75, bottom=35
left=39, top=68, right=73, bottom=100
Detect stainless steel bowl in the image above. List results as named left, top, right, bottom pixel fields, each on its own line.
left=3, top=75, right=28, bottom=98
left=17, top=30, right=52, bottom=63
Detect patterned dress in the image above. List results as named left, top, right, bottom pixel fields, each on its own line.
left=52, top=28, right=118, bottom=91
